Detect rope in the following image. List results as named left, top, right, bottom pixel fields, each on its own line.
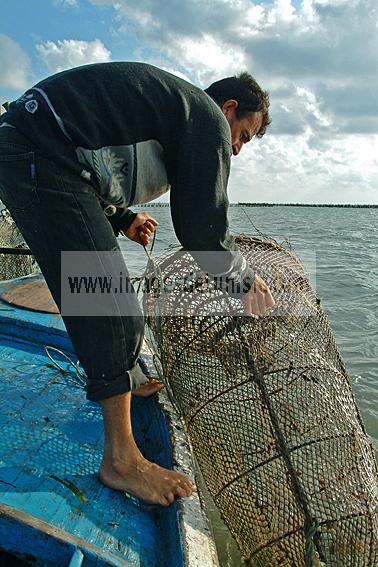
left=134, top=228, right=184, bottom=416
left=137, top=228, right=158, bottom=294
left=227, top=318, right=328, bottom=566
left=305, top=521, right=326, bottom=566
left=44, top=345, right=86, bottom=387
left=0, top=246, right=33, bottom=255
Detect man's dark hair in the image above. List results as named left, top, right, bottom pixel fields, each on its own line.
left=204, top=72, right=271, bottom=138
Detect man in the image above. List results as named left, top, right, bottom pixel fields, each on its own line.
left=0, top=62, right=274, bottom=507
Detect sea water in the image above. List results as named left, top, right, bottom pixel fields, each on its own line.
left=120, top=204, right=378, bottom=566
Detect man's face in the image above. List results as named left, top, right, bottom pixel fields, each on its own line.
left=221, top=100, right=263, bottom=156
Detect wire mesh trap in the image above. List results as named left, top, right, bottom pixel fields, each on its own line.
left=143, top=235, right=378, bottom=567
left=0, top=208, right=38, bottom=280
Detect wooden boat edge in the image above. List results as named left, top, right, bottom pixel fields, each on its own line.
left=0, top=502, right=128, bottom=566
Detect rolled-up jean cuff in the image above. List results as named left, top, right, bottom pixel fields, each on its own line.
left=86, top=370, right=132, bottom=402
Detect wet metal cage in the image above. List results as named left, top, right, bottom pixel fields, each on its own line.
left=0, top=209, right=38, bottom=280
left=143, top=235, right=378, bottom=566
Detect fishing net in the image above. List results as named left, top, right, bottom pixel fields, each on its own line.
left=143, top=235, right=378, bottom=567
left=0, top=208, right=38, bottom=280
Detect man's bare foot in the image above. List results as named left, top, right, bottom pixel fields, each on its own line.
left=99, top=391, right=193, bottom=507
left=132, top=377, right=164, bottom=397
left=99, top=453, right=195, bottom=506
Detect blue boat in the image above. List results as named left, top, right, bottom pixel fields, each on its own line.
left=0, top=273, right=219, bottom=566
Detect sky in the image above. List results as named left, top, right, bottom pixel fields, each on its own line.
left=1, top=0, right=377, bottom=204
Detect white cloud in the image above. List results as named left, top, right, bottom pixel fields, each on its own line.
left=36, top=39, right=111, bottom=72
left=0, top=35, right=32, bottom=91
left=163, top=34, right=246, bottom=87
left=88, top=0, right=378, bottom=202
left=90, top=0, right=378, bottom=130
left=228, top=133, right=378, bottom=204
left=54, top=0, right=78, bottom=7
left=296, top=87, right=330, bottom=127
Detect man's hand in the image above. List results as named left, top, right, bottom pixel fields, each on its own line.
left=124, top=213, right=158, bottom=246
left=242, top=273, right=275, bottom=317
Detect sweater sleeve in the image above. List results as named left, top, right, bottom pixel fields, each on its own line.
left=103, top=206, right=137, bottom=236
left=169, top=105, right=254, bottom=297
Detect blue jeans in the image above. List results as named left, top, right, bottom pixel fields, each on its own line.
left=0, top=126, right=145, bottom=401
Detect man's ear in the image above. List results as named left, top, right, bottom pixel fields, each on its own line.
left=221, top=99, right=239, bottom=117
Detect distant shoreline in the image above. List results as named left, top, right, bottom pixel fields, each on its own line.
left=237, top=203, right=378, bottom=208
left=135, top=202, right=378, bottom=209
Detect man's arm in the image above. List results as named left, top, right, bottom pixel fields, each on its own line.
left=170, top=104, right=254, bottom=297
left=104, top=206, right=137, bottom=237
left=103, top=204, right=158, bottom=246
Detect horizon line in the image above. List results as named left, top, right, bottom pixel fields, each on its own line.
left=135, top=202, right=378, bottom=208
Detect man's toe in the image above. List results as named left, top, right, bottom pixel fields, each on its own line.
left=160, top=495, right=172, bottom=507
left=166, top=491, right=175, bottom=504
left=175, top=486, right=187, bottom=498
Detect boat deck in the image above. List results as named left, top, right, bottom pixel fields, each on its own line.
left=0, top=275, right=184, bottom=566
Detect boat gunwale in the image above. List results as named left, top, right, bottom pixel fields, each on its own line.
left=0, top=502, right=130, bottom=566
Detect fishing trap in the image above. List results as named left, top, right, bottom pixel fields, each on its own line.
left=143, top=235, right=378, bottom=567
left=0, top=208, right=38, bottom=280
